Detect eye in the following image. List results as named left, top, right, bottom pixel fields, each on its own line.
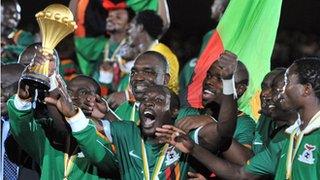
left=143, top=70, right=156, bottom=76
left=155, top=97, right=164, bottom=103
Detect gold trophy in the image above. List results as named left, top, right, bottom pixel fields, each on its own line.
left=20, top=4, right=77, bottom=94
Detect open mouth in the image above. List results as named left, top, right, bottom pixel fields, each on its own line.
left=203, top=89, right=216, bottom=100
left=142, top=110, right=156, bottom=128
left=204, top=89, right=215, bottom=95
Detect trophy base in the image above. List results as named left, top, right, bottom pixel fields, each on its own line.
left=20, top=73, right=50, bottom=91
left=20, top=73, right=50, bottom=102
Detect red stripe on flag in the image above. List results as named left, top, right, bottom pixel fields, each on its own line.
left=187, top=31, right=224, bottom=108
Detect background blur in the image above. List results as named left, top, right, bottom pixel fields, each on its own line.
left=16, top=0, right=320, bottom=69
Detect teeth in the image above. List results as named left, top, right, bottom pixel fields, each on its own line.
left=204, top=90, right=214, bottom=95
left=144, top=110, right=155, bottom=120
left=269, top=105, right=275, bottom=108
left=144, top=111, right=152, bottom=115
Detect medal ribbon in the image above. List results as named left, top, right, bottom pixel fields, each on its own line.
left=63, top=153, right=77, bottom=180
left=141, top=139, right=169, bottom=180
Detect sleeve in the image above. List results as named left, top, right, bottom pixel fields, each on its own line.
left=175, top=107, right=200, bottom=123
left=7, top=95, right=46, bottom=163
left=233, top=115, right=256, bottom=146
left=244, top=146, right=278, bottom=175
left=68, top=109, right=118, bottom=172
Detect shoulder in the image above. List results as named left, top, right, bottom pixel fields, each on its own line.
left=237, top=114, right=256, bottom=126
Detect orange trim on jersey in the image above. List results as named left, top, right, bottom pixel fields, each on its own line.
left=174, top=162, right=181, bottom=180
left=96, top=131, right=116, bottom=153
left=13, top=30, right=23, bottom=44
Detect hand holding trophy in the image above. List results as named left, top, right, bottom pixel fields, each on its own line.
left=20, top=4, right=77, bottom=110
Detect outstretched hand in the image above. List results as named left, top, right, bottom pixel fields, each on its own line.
left=44, top=74, right=77, bottom=118
left=155, top=125, right=194, bottom=154
left=91, top=95, right=110, bottom=120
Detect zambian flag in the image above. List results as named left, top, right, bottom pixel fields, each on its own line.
left=187, top=0, right=282, bottom=120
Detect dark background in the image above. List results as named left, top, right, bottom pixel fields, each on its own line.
left=17, top=0, right=320, bottom=69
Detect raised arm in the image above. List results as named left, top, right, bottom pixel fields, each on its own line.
left=7, top=83, right=46, bottom=163
left=44, top=75, right=118, bottom=172
left=198, top=51, right=238, bottom=151
left=157, top=0, right=170, bottom=35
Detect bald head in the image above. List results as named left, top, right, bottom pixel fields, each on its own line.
left=69, top=75, right=101, bottom=95
left=135, top=51, right=169, bottom=73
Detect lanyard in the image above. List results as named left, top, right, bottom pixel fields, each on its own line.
left=285, top=129, right=304, bottom=180
left=141, top=139, right=169, bottom=180
left=63, top=153, right=77, bottom=180
left=63, top=138, right=78, bottom=180
left=104, top=39, right=126, bottom=62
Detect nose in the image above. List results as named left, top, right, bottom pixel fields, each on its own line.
left=261, top=89, right=272, bottom=101
left=144, top=100, right=154, bottom=108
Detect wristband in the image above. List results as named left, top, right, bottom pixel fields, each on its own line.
left=222, top=75, right=237, bottom=99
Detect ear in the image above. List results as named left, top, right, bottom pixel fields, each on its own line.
left=236, top=83, right=247, bottom=98
left=171, top=107, right=179, bottom=119
left=164, top=73, right=170, bottom=85
left=137, top=24, right=144, bottom=33
left=303, top=83, right=313, bottom=97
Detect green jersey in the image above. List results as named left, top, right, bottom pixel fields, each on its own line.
left=114, top=101, right=140, bottom=124
left=71, top=119, right=196, bottom=180
left=234, top=114, right=256, bottom=146
left=252, top=114, right=273, bottom=154
left=274, top=116, right=320, bottom=180
left=244, top=129, right=287, bottom=176
left=7, top=95, right=118, bottom=179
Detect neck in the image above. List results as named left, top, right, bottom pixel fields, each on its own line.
left=109, top=31, right=126, bottom=44
left=274, top=112, right=297, bottom=127
left=143, top=135, right=159, bottom=144
left=299, top=98, right=320, bottom=130
left=138, top=33, right=154, bottom=53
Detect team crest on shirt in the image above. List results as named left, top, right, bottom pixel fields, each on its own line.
left=165, top=146, right=180, bottom=166
left=298, top=144, right=316, bottom=164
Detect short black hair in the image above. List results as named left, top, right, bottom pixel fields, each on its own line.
left=135, top=10, right=163, bottom=39
left=71, top=75, right=101, bottom=95
left=261, top=68, right=286, bottom=89
left=135, top=51, right=169, bottom=73
left=125, top=7, right=135, bottom=22
left=235, top=61, right=249, bottom=86
left=293, top=57, right=320, bottom=100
